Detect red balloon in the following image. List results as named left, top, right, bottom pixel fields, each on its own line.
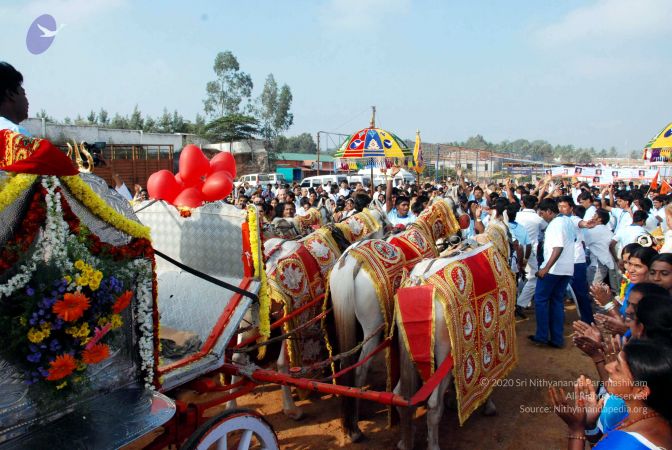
left=173, top=187, right=204, bottom=209
left=202, top=170, right=233, bottom=201
left=179, top=145, right=210, bottom=185
left=174, top=173, right=184, bottom=186
left=209, top=151, right=236, bottom=178
left=147, top=170, right=181, bottom=203
left=458, top=214, right=471, bottom=230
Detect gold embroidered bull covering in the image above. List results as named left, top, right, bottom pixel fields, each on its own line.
left=348, top=226, right=438, bottom=335
left=267, top=209, right=383, bottom=369
left=417, top=244, right=517, bottom=425
left=295, top=208, right=323, bottom=234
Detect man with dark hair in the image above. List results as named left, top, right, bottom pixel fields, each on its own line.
left=353, top=192, right=371, bottom=212
left=583, top=208, right=616, bottom=286
left=530, top=198, right=575, bottom=348
left=601, top=186, right=634, bottom=234
left=611, top=209, right=648, bottom=258
left=577, top=191, right=595, bottom=221
left=0, top=62, right=30, bottom=135
left=516, top=195, right=546, bottom=314
left=385, top=167, right=416, bottom=226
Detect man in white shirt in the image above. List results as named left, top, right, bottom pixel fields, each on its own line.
left=338, top=181, right=351, bottom=199
left=558, top=196, right=595, bottom=324
left=577, top=191, right=596, bottom=222
left=0, top=62, right=30, bottom=136
left=583, top=209, right=616, bottom=287
left=601, top=187, right=633, bottom=234
left=611, top=210, right=648, bottom=259
left=530, top=198, right=575, bottom=348
left=515, top=195, right=547, bottom=314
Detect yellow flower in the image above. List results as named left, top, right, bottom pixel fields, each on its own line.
left=64, top=275, right=72, bottom=284
left=89, top=280, right=100, bottom=291
left=0, top=173, right=38, bottom=214
left=74, top=260, right=85, bottom=270
left=65, top=322, right=90, bottom=339
left=28, top=328, right=46, bottom=343
left=61, top=175, right=151, bottom=240
left=56, top=381, right=68, bottom=390
left=76, top=361, right=87, bottom=371
left=109, top=314, right=123, bottom=329
left=93, top=271, right=103, bottom=282
left=98, top=317, right=109, bottom=327
left=40, top=322, right=51, bottom=331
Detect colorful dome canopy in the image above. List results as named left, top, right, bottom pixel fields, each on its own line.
left=643, top=122, right=672, bottom=162
left=334, top=127, right=414, bottom=170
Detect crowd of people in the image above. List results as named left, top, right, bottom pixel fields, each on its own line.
left=230, top=168, right=672, bottom=448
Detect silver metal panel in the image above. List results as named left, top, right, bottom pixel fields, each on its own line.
left=136, top=201, right=247, bottom=278
left=0, top=388, right=175, bottom=450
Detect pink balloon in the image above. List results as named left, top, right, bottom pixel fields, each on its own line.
left=202, top=170, right=233, bottom=201
left=173, top=187, right=204, bottom=209
left=209, top=151, right=236, bottom=178
left=147, top=170, right=181, bottom=203
left=179, top=145, right=210, bottom=185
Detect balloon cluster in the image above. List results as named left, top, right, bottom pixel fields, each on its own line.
left=147, top=145, right=236, bottom=208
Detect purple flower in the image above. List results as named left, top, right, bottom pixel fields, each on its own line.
left=37, top=367, right=49, bottom=377
left=48, top=339, right=61, bottom=352
left=26, top=287, right=35, bottom=296
left=27, top=353, right=41, bottom=363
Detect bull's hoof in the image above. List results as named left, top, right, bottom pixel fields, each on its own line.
left=283, top=408, right=305, bottom=421
left=482, top=399, right=497, bottom=416
left=343, top=427, right=365, bottom=444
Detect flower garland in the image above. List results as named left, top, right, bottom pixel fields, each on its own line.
left=0, top=190, right=46, bottom=274
left=60, top=175, right=151, bottom=240
left=0, top=176, right=158, bottom=392
left=0, top=172, right=38, bottom=214
left=247, top=205, right=271, bottom=359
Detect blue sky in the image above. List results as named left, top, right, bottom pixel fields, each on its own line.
left=1, top=0, right=670, bottom=152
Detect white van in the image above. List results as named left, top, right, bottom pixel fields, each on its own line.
left=358, top=168, right=415, bottom=187
left=266, top=173, right=287, bottom=185
left=300, top=175, right=348, bottom=189
left=234, top=173, right=271, bottom=188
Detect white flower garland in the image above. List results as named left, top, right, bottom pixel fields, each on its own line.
left=0, top=176, right=157, bottom=389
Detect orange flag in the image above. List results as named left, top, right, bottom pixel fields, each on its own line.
left=650, top=170, right=660, bottom=189
left=660, top=180, right=671, bottom=195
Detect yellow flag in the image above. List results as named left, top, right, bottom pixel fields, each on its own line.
left=413, top=130, right=424, bottom=174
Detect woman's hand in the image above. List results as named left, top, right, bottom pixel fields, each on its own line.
left=549, top=384, right=586, bottom=433
left=573, top=321, right=602, bottom=343
left=595, top=313, right=628, bottom=335
left=589, top=283, right=612, bottom=307
left=573, top=335, right=603, bottom=359
left=576, top=375, right=602, bottom=429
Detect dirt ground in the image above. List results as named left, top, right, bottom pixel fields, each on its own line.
left=128, top=302, right=595, bottom=449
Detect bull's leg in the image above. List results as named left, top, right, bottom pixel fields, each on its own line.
left=277, top=341, right=304, bottom=420
left=427, top=302, right=452, bottom=450
left=395, top=341, right=418, bottom=450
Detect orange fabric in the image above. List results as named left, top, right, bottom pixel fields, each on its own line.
left=661, top=180, right=671, bottom=195
left=0, top=130, right=77, bottom=175
left=650, top=170, right=660, bottom=189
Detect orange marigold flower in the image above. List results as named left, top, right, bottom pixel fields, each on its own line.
left=52, top=292, right=90, bottom=322
left=46, top=354, right=77, bottom=380
left=82, top=343, right=110, bottom=364
left=112, top=290, right=133, bottom=314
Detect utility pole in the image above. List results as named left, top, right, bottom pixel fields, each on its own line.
left=316, top=132, right=320, bottom=176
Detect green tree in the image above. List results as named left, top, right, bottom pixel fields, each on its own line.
left=63, top=116, right=72, bottom=125
left=129, top=105, right=144, bottom=130
left=171, top=110, right=186, bottom=133
left=203, top=114, right=259, bottom=144
left=189, top=113, right=207, bottom=136
left=257, top=74, right=278, bottom=140
left=608, top=146, right=617, bottom=157
left=277, top=133, right=316, bottom=153
left=74, top=114, right=87, bottom=126
left=598, top=149, right=608, bottom=158
left=86, top=110, right=97, bottom=124
left=35, top=109, right=54, bottom=123
left=274, top=84, right=293, bottom=135
left=464, top=134, right=490, bottom=150
left=203, top=51, right=254, bottom=118
left=157, top=108, right=172, bottom=133
left=109, top=113, right=129, bottom=129
left=98, top=108, right=109, bottom=126
left=630, top=150, right=641, bottom=159
left=143, top=116, right=157, bottom=132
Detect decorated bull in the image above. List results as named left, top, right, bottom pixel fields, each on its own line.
left=394, top=224, right=517, bottom=450
left=329, top=199, right=462, bottom=442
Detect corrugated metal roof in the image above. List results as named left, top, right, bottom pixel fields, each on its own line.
left=276, top=152, right=334, bottom=162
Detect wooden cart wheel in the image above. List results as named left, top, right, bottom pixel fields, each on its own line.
left=181, top=408, right=279, bottom=450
